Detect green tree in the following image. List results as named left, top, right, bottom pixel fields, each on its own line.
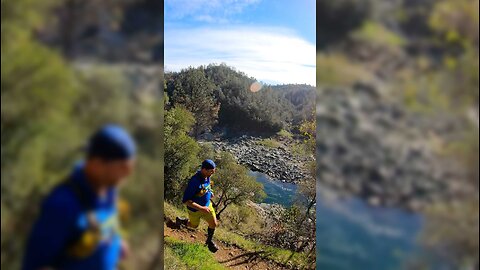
left=2, top=0, right=166, bottom=268
left=299, top=117, right=316, bottom=154
left=168, top=67, right=219, bottom=137
left=429, top=0, right=479, bottom=49
left=420, top=128, right=479, bottom=269
left=73, top=65, right=132, bottom=129
left=211, top=151, right=266, bottom=219
left=164, top=106, right=200, bottom=202
left=1, top=2, right=82, bottom=267
left=197, top=142, right=216, bottom=161
left=166, top=64, right=302, bottom=135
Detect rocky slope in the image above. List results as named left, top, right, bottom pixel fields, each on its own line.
left=209, top=137, right=312, bottom=183
left=316, top=82, right=469, bottom=211
left=206, top=80, right=469, bottom=212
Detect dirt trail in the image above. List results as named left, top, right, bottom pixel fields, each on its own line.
left=164, top=218, right=289, bottom=270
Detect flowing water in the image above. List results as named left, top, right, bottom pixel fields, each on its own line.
left=249, top=170, right=423, bottom=270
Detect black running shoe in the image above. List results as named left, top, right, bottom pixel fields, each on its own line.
left=206, top=240, right=219, bottom=253
left=176, top=217, right=188, bottom=227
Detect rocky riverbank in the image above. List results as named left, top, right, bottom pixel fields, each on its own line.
left=316, top=82, right=469, bottom=211
left=203, top=83, right=469, bottom=212
left=208, top=136, right=312, bottom=184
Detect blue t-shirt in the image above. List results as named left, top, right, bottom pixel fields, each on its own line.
left=182, top=171, right=213, bottom=212
left=22, top=162, right=122, bottom=270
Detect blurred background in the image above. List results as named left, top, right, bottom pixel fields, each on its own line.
left=1, top=0, right=164, bottom=269
left=2, top=0, right=478, bottom=269
left=316, top=0, right=478, bottom=269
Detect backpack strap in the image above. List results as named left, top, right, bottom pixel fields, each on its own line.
left=59, top=177, right=101, bottom=258
left=62, top=178, right=91, bottom=209
left=61, top=178, right=99, bottom=228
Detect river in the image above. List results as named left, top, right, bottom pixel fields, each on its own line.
left=249, top=171, right=424, bottom=270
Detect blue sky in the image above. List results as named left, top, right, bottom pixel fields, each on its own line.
left=164, top=0, right=316, bottom=86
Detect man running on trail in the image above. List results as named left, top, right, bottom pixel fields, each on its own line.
left=22, top=124, right=136, bottom=270
left=176, top=159, right=219, bottom=253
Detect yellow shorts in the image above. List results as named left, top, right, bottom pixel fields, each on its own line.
left=187, top=203, right=216, bottom=228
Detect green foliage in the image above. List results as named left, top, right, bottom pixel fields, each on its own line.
left=216, top=78, right=292, bottom=134
left=299, top=118, right=316, bottom=155
left=444, top=48, right=479, bottom=107
left=1, top=8, right=83, bottom=266
left=290, top=142, right=310, bottom=158
left=73, top=65, right=132, bottom=129
left=1, top=0, right=60, bottom=43
left=2, top=2, right=165, bottom=268
left=2, top=55, right=165, bottom=268
left=391, top=2, right=479, bottom=268
left=167, top=67, right=220, bottom=136
left=164, top=201, right=187, bottom=221
left=272, top=84, right=316, bottom=124
left=397, top=66, right=448, bottom=112
left=164, top=107, right=201, bottom=202
left=276, top=129, right=293, bottom=140
left=397, top=48, right=478, bottom=112
left=164, top=237, right=228, bottom=270
left=352, top=21, right=406, bottom=47
left=166, top=64, right=303, bottom=135
left=288, top=119, right=316, bottom=158
left=421, top=198, right=479, bottom=269
left=197, top=142, right=216, bottom=162
left=317, top=53, right=372, bottom=87
left=419, top=125, right=479, bottom=268
left=164, top=202, right=312, bottom=269
left=214, top=228, right=312, bottom=268
left=122, top=154, right=163, bottom=226
left=220, top=203, right=264, bottom=234
left=256, top=138, right=281, bottom=148
left=429, top=0, right=479, bottom=49
left=164, top=246, right=188, bottom=270
left=1, top=42, right=79, bottom=131
left=163, top=79, right=169, bottom=106
left=212, top=151, right=266, bottom=219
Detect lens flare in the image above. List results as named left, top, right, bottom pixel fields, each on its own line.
left=250, top=82, right=262, bottom=92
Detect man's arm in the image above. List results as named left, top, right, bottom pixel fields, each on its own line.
left=210, top=179, right=214, bottom=198
left=185, top=200, right=210, bottom=213
left=182, top=180, right=209, bottom=213
left=22, top=197, right=76, bottom=270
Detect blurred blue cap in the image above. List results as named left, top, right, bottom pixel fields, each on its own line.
left=87, top=124, right=136, bottom=160
left=201, top=159, right=216, bottom=169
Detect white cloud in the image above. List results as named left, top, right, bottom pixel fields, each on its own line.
left=164, top=26, right=316, bottom=85
left=165, top=0, right=261, bottom=23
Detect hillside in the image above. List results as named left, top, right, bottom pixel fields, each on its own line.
left=163, top=202, right=313, bottom=270
left=165, top=64, right=315, bottom=136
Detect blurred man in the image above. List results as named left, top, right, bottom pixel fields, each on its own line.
left=23, top=124, right=136, bottom=270
left=176, top=159, right=219, bottom=253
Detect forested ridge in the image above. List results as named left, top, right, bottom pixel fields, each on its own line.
left=165, top=64, right=315, bottom=136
